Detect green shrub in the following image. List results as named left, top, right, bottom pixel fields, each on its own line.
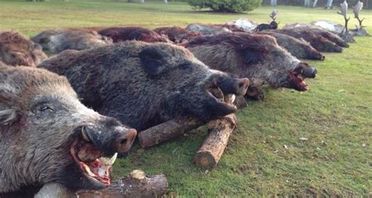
left=188, top=0, right=262, bottom=13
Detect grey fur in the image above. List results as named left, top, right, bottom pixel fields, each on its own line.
left=186, top=24, right=232, bottom=36
left=0, top=66, right=135, bottom=194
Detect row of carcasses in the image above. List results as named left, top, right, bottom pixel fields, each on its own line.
left=1, top=22, right=349, bottom=97
left=0, top=21, right=353, bottom=139
left=0, top=22, right=352, bottom=195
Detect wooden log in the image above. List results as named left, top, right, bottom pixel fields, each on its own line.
left=193, top=114, right=237, bottom=170
left=77, top=170, right=168, bottom=198
left=138, top=118, right=204, bottom=148
left=35, top=183, right=75, bottom=198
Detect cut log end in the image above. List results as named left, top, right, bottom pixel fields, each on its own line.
left=194, top=151, right=217, bottom=169
left=193, top=114, right=237, bottom=170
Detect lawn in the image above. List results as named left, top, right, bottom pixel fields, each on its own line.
left=0, top=0, right=371, bottom=197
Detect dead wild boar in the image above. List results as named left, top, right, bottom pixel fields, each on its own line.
left=186, top=32, right=317, bottom=93
left=98, top=27, right=170, bottom=43
left=31, top=29, right=113, bottom=55
left=282, top=24, right=349, bottom=48
left=272, top=29, right=343, bottom=53
left=258, top=31, right=325, bottom=61
left=0, top=66, right=137, bottom=197
left=39, top=41, right=250, bottom=131
left=0, top=31, right=47, bottom=67
left=185, top=24, right=232, bottom=36
left=154, top=26, right=201, bottom=44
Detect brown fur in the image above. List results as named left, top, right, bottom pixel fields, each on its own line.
left=98, top=27, right=170, bottom=43
left=273, top=29, right=343, bottom=53
left=297, top=27, right=348, bottom=48
left=0, top=61, right=8, bottom=67
left=154, top=26, right=201, bottom=44
left=259, top=31, right=325, bottom=60
left=31, top=29, right=113, bottom=55
left=283, top=23, right=349, bottom=47
left=0, top=31, right=47, bottom=67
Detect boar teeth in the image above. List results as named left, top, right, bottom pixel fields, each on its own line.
left=81, top=127, right=91, bottom=142
left=81, top=163, right=95, bottom=177
left=230, top=94, right=236, bottom=103
left=99, top=153, right=117, bottom=166
left=225, top=94, right=236, bottom=104
left=98, top=167, right=106, bottom=178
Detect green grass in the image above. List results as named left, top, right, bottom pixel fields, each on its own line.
left=1, top=0, right=371, bottom=196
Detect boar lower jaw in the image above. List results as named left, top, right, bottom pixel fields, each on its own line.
left=288, top=72, right=308, bottom=91
left=208, top=87, right=237, bottom=109
left=70, top=139, right=117, bottom=187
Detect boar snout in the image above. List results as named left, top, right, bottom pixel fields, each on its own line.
left=81, top=120, right=137, bottom=156
left=320, top=55, right=325, bottom=61
left=312, top=51, right=325, bottom=61
left=217, top=77, right=250, bottom=96
left=295, top=63, right=317, bottom=78
left=113, top=127, right=137, bottom=156
left=303, top=67, right=317, bottom=78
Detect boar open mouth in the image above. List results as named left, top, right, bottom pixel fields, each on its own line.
left=288, top=72, right=308, bottom=91
left=69, top=129, right=117, bottom=187
left=207, top=86, right=237, bottom=110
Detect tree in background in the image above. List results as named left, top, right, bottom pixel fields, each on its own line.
left=188, top=0, right=262, bottom=13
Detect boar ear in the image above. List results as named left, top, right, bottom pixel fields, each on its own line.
left=32, top=43, right=43, bottom=50
left=0, top=109, right=17, bottom=125
left=139, top=47, right=167, bottom=77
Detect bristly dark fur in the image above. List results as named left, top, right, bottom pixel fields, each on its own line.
left=259, top=31, right=325, bottom=60
left=186, top=32, right=274, bottom=52
left=99, top=27, right=169, bottom=43
left=0, top=31, right=47, bottom=67
left=154, top=26, right=201, bottom=43
left=272, top=29, right=343, bottom=52
left=186, top=32, right=316, bottom=92
left=39, top=41, right=249, bottom=131
left=254, top=21, right=278, bottom=32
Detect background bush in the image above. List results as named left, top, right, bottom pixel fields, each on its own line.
left=188, top=0, right=262, bottom=12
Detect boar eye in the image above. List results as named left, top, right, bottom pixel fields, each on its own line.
left=32, top=103, right=55, bottom=116
left=38, top=105, right=54, bottom=112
